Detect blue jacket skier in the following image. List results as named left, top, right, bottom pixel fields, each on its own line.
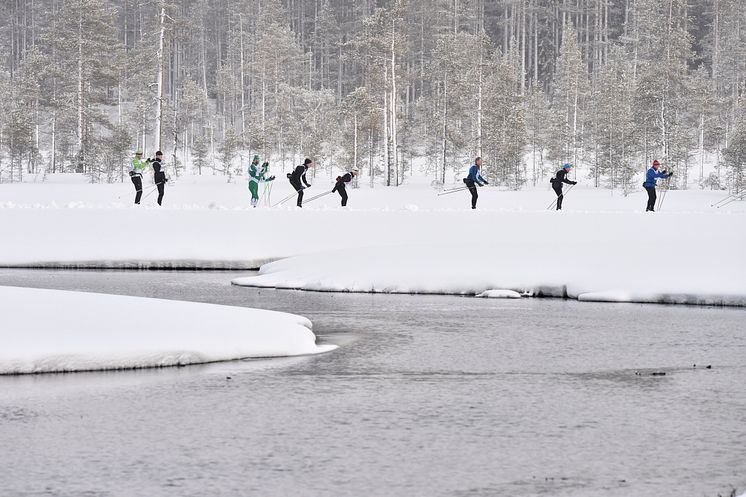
left=462, top=157, right=488, bottom=209
left=643, top=159, right=673, bottom=212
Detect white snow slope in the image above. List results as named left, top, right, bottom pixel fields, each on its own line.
left=0, top=286, right=335, bottom=374
left=2, top=174, right=744, bottom=306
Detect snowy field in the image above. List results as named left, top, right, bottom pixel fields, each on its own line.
left=0, top=286, right=334, bottom=374
left=2, top=172, right=745, bottom=306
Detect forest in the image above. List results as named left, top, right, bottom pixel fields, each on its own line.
left=1, top=0, right=745, bottom=193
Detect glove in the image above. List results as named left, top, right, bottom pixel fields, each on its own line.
left=571, top=181, right=578, bottom=185
left=165, top=178, right=169, bottom=183
left=306, top=184, right=312, bottom=188
left=128, top=170, right=135, bottom=177
left=483, top=181, right=489, bottom=185
left=668, top=171, right=674, bottom=177
left=267, top=175, right=275, bottom=181
left=286, top=173, right=291, bottom=179
left=262, top=162, right=269, bottom=168
left=146, top=158, right=153, bottom=163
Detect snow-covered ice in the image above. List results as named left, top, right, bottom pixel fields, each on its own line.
left=231, top=210, right=746, bottom=306
left=0, top=286, right=335, bottom=374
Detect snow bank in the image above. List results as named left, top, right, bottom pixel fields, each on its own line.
left=0, top=286, right=334, bottom=374
left=232, top=212, right=746, bottom=307
left=476, top=290, right=523, bottom=299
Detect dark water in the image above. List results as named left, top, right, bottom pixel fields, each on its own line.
left=1, top=269, right=745, bottom=497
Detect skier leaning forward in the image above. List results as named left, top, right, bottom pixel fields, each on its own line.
left=288, top=158, right=313, bottom=207
left=550, top=163, right=577, bottom=210
left=248, top=155, right=275, bottom=208
left=332, top=168, right=359, bottom=206
left=463, top=157, right=489, bottom=209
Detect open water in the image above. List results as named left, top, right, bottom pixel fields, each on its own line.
left=0, top=269, right=744, bottom=497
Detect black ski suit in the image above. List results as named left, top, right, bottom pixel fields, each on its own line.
left=550, top=169, right=576, bottom=210
left=332, top=172, right=353, bottom=206
left=152, top=159, right=167, bottom=206
left=289, top=164, right=311, bottom=207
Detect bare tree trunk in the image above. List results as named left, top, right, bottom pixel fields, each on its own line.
left=239, top=14, right=246, bottom=142
left=390, top=17, right=398, bottom=186
left=155, top=7, right=166, bottom=152
left=442, top=75, right=447, bottom=184
left=77, top=1, right=84, bottom=173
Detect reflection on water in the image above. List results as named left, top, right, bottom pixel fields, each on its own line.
left=0, top=269, right=744, bottom=497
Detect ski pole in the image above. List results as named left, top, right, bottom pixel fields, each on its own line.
left=302, top=190, right=333, bottom=205
left=271, top=190, right=298, bottom=208
left=657, top=179, right=671, bottom=212
left=141, top=184, right=161, bottom=201
left=261, top=181, right=273, bottom=206
left=437, top=186, right=470, bottom=196
left=546, top=184, right=575, bottom=210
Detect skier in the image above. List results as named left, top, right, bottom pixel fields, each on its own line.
left=550, top=163, right=577, bottom=210
left=643, top=159, right=673, bottom=212
left=248, top=155, right=275, bottom=208
left=462, top=157, right=489, bottom=209
left=151, top=151, right=168, bottom=206
left=332, top=168, right=359, bottom=206
left=129, top=150, right=148, bottom=204
left=288, top=158, right=313, bottom=207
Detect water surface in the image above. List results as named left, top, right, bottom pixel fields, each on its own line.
left=1, top=269, right=744, bottom=497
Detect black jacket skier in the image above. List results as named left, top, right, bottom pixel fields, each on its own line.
left=151, top=152, right=168, bottom=206
left=550, top=163, right=577, bottom=210
left=288, top=158, right=312, bottom=207
left=332, top=169, right=359, bottom=206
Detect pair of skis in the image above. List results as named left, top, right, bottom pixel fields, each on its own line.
left=271, top=189, right=333, bottom=208
left=710, top=191, right=746, bottom=209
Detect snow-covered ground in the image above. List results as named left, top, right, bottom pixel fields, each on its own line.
left=2, top=173, right=744, bottom=306
left=0, top=286, right=334, bottom=374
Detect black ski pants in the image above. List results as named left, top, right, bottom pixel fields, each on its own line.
left=290, top=181, right=304, bottom=207
left=645, top=186, right=657, bottom=211
left=157, top=183, right=165, bottom=206
left=333, top=183, right=348, bottom=206
left=553, top=184, right=564, bottom=210
left=131, top=175, right=143, bottom=204
left=465, top=179, right=478, bottom=209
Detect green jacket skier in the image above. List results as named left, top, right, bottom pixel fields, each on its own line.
left=129, top=151, right=149, bottom=204
left=248, top=155, right=275, bottom=207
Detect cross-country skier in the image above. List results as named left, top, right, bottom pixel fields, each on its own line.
left=643, top=159, right=673, bottom=212
left=550, top=163, right=577, bottom=210
left=129, top=150, right=148, bottom=204
left=248, top=155, right=275, bottom=208
left=151, top=151, right=168, bottom=206
left=288, top=158, right=313, bottom=207
left=331, top=168, right=359, bottom=206
left=463, top=157, right=488, bottom=209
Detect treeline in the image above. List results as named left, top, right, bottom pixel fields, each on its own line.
left=0, top=0, right=745, bottom=193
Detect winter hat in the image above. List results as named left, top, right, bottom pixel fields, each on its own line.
left=135, top=151, right=143, bottom=155
left=563, top=163, right=572, bottom=170
left=253, top=155, right=260, bottom=162
left=304, top=158, right=313, bottom=165
left=352, top=168, right=360, bottom=174
left=155, top=150, right=163, bottom=157
left=653, top=159, right=660, bottom=167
